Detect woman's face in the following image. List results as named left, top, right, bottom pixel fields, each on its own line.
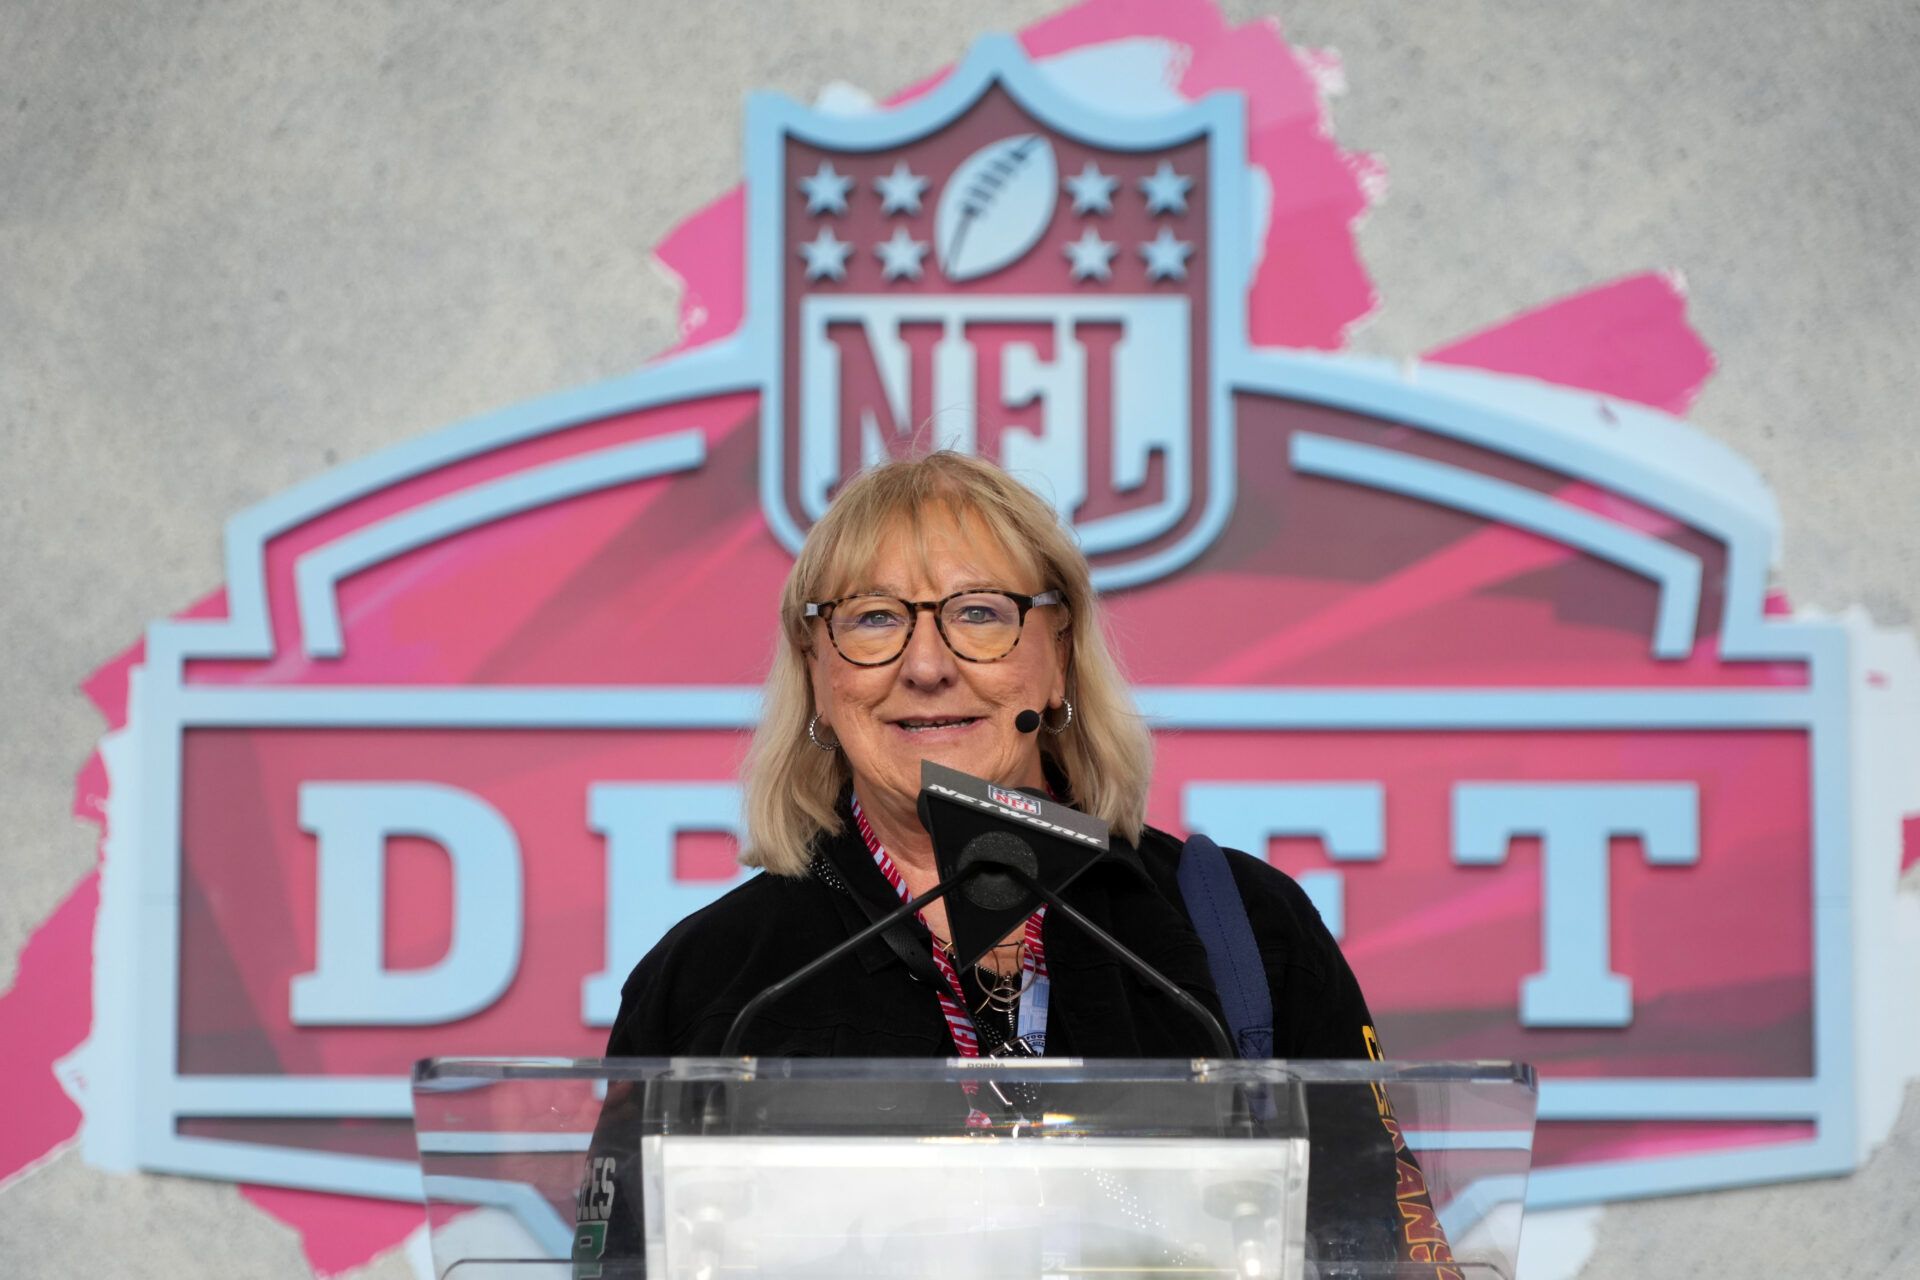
left=808, top=510, right=1068, bottom=824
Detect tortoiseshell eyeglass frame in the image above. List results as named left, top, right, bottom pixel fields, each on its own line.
left=803, top=589, right=1064, bottom=666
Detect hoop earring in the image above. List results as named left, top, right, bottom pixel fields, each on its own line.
left=1043, top=699, right=1073, bottom=734
left=808, top=714, right=839, bottom=752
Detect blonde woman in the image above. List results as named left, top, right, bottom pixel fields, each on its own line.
left=604, top=451, right=1377, bottom=1064
left=580, top=452, right=1419, bottom=1276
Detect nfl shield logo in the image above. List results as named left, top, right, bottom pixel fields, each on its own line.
left=750, top=53, right=1246, bottom=588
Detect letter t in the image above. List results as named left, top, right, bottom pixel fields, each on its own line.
left=1453, top=783, right=1699, bottom=1028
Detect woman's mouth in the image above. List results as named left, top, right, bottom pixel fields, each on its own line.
left=891, top=716, right=982, bottom=735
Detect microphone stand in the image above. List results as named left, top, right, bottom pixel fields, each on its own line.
left=704, top=873, right=979, bottom=1135
left=707, top=842, right=1241, bottom=1135
left=720, top=871, right=977, bottom=1057
left=994, top=865, right=1266, bottom=1145
left=995, top=864, right=1236, bottom=1061
left=720, top=855, right=1237, bottom=1061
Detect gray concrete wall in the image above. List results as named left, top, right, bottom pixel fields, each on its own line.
left=3, top=1, right=1915, bottom=1275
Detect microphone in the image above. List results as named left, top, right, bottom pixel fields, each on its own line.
left=1014, top=708, right=1042, bottom=733
left=916, top=761, right=1106, bottom=967
left=918, top=763, right=1235, bottom=1059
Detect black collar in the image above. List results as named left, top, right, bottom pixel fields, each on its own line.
left=811, top=806, right=946, bottom=983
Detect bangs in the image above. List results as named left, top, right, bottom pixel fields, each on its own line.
left=809, top=492, right=1051, bottom=602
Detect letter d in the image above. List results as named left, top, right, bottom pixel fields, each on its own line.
left=291, top=783, right=522, bottom=1026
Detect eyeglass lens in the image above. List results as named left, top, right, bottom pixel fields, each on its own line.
left=828, top=593, right=1026, bottom=664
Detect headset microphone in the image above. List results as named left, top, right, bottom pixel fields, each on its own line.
left=1014, top=708, right=1042, bottom=734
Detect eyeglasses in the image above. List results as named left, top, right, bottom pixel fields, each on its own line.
left=804, top=589, right=1063, bottom=667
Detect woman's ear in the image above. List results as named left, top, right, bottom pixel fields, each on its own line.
left=1052, top=625, right=1072, bottom=703
left=804, top=648, right=832, bottom=731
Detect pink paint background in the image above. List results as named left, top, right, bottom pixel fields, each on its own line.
left=2, top=0, right=1884, bottom=1274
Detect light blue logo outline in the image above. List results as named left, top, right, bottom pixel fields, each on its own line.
left=103, top=34, right=1858, bottom=1217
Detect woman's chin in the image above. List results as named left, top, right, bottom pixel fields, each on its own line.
left=907, top=743, right=1034, bottom=789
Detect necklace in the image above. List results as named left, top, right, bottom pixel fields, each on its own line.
left=932, top=934, right=1031, bottom=1014
left=973, top=957, right=1029, bottom=1016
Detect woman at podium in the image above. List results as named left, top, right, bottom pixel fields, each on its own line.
left=583, top=451, right=1429, bottom=1274
left=605, top=450, right=1380, bottom=1066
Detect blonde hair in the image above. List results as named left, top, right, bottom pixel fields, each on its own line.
left=740, top=452, right=1153, bottom=876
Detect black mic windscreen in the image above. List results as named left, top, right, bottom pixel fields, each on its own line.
left=1014, top=708, right=1041, bottom=734
left=918, top=760, right=1111, bottom=969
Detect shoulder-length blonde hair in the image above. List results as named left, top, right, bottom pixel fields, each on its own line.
left=740, top=451, right=1153, bottom=876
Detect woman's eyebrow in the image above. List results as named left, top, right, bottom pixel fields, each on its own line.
left=843, top=578, right=1012, bottom=597
left=926, top=580, right=1021, bottom=598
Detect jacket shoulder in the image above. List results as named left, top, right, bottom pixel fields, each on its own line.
left=632, top=868, right=802, bottom=954
left=609, top=869, right=827, bottom=1051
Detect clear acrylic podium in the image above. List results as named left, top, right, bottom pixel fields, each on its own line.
left=411, top=1058, right=1537, bottom=1280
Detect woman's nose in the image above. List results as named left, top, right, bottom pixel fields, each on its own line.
left=898, top=613, right=958, bottom=688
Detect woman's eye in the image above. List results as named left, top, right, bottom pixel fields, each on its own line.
left=951, top=601, right=1016, bottom=626
left=849, top=610, right=902, bottom=629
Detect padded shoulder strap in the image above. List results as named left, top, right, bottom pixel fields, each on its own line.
left=1176, top=833, right=1274, bottom=1059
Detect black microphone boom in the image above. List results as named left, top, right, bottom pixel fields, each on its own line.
left=996, top=860, right=1235, bottom=1060
left=721, top=873, right=969, bottom=1057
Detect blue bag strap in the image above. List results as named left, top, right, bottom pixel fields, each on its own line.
left=1176, top=833, right=1274, bottom=1059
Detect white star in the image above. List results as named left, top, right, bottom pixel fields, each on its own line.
left=1063, top=228, right=1118, bottom=281
left=798, top=161, right=853, bottom=216
left=1064, top=161, right=1119, bottom=215
left=1140, top=227, right=1194, bottom=281
left=873, top=161, right=929, bottom=215
left=875, top=227, right=928, bottom=280
left=1139, top=160, right=1193, bottom=215
left=799, top=228, right=853, bottom=280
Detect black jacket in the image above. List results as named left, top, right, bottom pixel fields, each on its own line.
left=607, top=812, right=1377, bottom=1062
left=574, top=807, right=1415, bottom=1275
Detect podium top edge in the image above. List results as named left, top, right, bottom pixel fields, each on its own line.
left=411, top=1056, right=1537, bottom=1091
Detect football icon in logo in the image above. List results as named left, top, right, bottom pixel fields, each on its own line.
left=934, top=133, right=1058, bottom=281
